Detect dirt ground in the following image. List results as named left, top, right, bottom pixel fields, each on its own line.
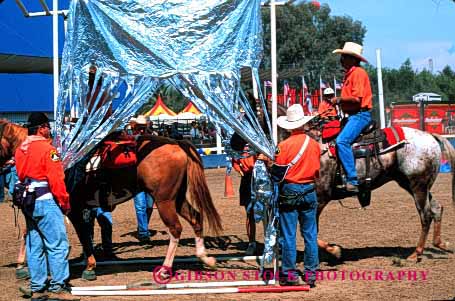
left=1, top=169, right=454, bottom=301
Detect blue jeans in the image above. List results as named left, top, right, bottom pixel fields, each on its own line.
left=336, top=111, right=372, bottom=185
left=24, top=198, right=70, bottom=292
left=89, top=207, right=113, bottom=254
left=5, top=165, right=18, bottom=197
left=134, top=192, right=154, bottom=238
left=279, top=183, right=319, bottom=282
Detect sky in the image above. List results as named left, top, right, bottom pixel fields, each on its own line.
left=0, top=0, right=453, bottom=112
left=323, top=0, right=455, bottom=72
left=1, top=0, right=454, bottom=71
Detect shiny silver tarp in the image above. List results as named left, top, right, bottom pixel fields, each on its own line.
left=55, top=0, right=274, bottom=169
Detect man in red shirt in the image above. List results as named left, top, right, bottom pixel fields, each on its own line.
left=273, top=104, right=320, bottom=287
left=318, top=87, right=338, bottom=118
left=230, top=133, right=257, bottom=255
left=15, top=112, right=71, bottom=298
left=332, top=42, right=373, bottom=192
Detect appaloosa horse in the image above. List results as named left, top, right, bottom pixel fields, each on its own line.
left=0, top=120, right=222, bottom=281
left=310, top=119, right=455, bottom=262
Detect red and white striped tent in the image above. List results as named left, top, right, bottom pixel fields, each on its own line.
left=144, top=95, right=177, bottom=117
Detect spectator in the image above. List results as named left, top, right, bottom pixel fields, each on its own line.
left=190, top=121, right=200, bottom=140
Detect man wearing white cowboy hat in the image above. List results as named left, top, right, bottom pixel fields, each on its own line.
left=331, top=41, right=373, bottom=192
left=273, top=104, right=320, bottom=287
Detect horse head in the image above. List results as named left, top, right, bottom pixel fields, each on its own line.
left=0, top=120, right=27, bottom=167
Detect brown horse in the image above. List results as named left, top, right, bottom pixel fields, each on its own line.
left=307, top=121, right=455, bottom=262
left=0, top=120, right=222, bottom=281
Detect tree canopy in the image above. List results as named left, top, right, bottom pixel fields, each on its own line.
left=260, top=2, right=366, bottom=89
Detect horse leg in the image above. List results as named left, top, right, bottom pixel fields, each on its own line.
left=407, top=189, right=433, bottom=262
left=177, top=199, right=216, bottom=268
left=155, top=199, right=182, bottom=280
left=68, top=208, right=97, bottom=280
left=429, top=193, right=450, bottom=251
left=316, top=201, right=342, bottom=259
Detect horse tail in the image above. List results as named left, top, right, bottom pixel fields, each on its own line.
left=432, top=134, right=455, bottom=204
left=179, top=140, right=223, bottom=235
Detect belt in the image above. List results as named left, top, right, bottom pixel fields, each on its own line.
left=33, top=187, right=51, bottom=200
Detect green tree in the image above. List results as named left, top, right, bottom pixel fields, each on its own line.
left=261, top=2, right=366, bottom=89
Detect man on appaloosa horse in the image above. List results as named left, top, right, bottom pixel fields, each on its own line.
left=312, top=42, right=454, bottom=262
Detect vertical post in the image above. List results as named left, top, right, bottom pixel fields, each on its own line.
left=252, top=69, right=259, bottom=100
left=270, top=0, right=278, bottom=145
left=376, top=49, right=386, bottom=129
left=52, top=0, right=59, bottom=121
left=216, top=133, right=222, bottom=154
left=419, top=99, right=425, bottom=131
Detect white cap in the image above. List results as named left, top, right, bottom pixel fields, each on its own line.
left=323, top=87, right=335, bottom=95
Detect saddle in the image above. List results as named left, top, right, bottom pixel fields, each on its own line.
left=321, top=118, right=406, bottom=206
left=85, top=132, right=137, bottom=172
left=80, top=132, right=138, bottom=210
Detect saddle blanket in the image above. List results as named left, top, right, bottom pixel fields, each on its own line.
left=328, top=126, right=406, bottom=158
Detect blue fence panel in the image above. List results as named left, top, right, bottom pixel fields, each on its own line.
left=201, top=154, right=228, bottom=169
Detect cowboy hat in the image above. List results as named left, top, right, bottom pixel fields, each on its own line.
left=277, top=104, right=315, bottom=130
left=332, top=42, right=368, bottom=63
left=135, top=115, right=148, bottom=125
left=323, top=87, right=335, bottom=95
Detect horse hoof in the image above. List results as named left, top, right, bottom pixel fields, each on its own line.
left=156, top=267, right=171, bottom=282
left=433, top=241, right=451, bottom=252
left=82, top=270, right=97, bottom=281
left=391, top=257, right=403, bottom=267
left=327, top=245, right=342, bottom=259
left=15, top=267, right=30, bottom=280
left=406, top=252, right=422, bottom=263
left=199, top=255, right=217, bottom=269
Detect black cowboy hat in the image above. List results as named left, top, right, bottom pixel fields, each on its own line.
left=26, top=112, right=53, bottom=128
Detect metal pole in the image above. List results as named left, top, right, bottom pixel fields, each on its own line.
left=216, top=133, right=222, bottom=154
left=419, top=99, right=425, bottom=131
left=252, top=69, right=259, bottom=100
left=270, top=0, right=278, bottom=145
left=376, top=49, right=386, bottom=129
left=52, top=0, right=59, bottom=121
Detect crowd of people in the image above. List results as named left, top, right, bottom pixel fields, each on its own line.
left=1, top=41, right=372, bottom=297
left=127, top=116, right=217, bottom=144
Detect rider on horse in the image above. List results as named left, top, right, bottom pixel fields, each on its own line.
left=331, top=42, right=373, bottom=193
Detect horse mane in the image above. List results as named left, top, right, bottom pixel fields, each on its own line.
left=0, top=120, right=27, bottom=157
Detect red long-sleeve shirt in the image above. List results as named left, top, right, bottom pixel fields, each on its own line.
left=15, top=136, right=70, bottom=212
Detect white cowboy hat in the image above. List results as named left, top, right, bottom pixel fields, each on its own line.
left=277, top=104, right=315, bottom=130
left=323, top=87, right=335, bottom=95
left=135, top=115, right=148, bottom=125
left=332, top=42, right=368, bottom=63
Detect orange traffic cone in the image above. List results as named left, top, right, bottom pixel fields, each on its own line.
left=224, top=173, right=235, bottom=198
